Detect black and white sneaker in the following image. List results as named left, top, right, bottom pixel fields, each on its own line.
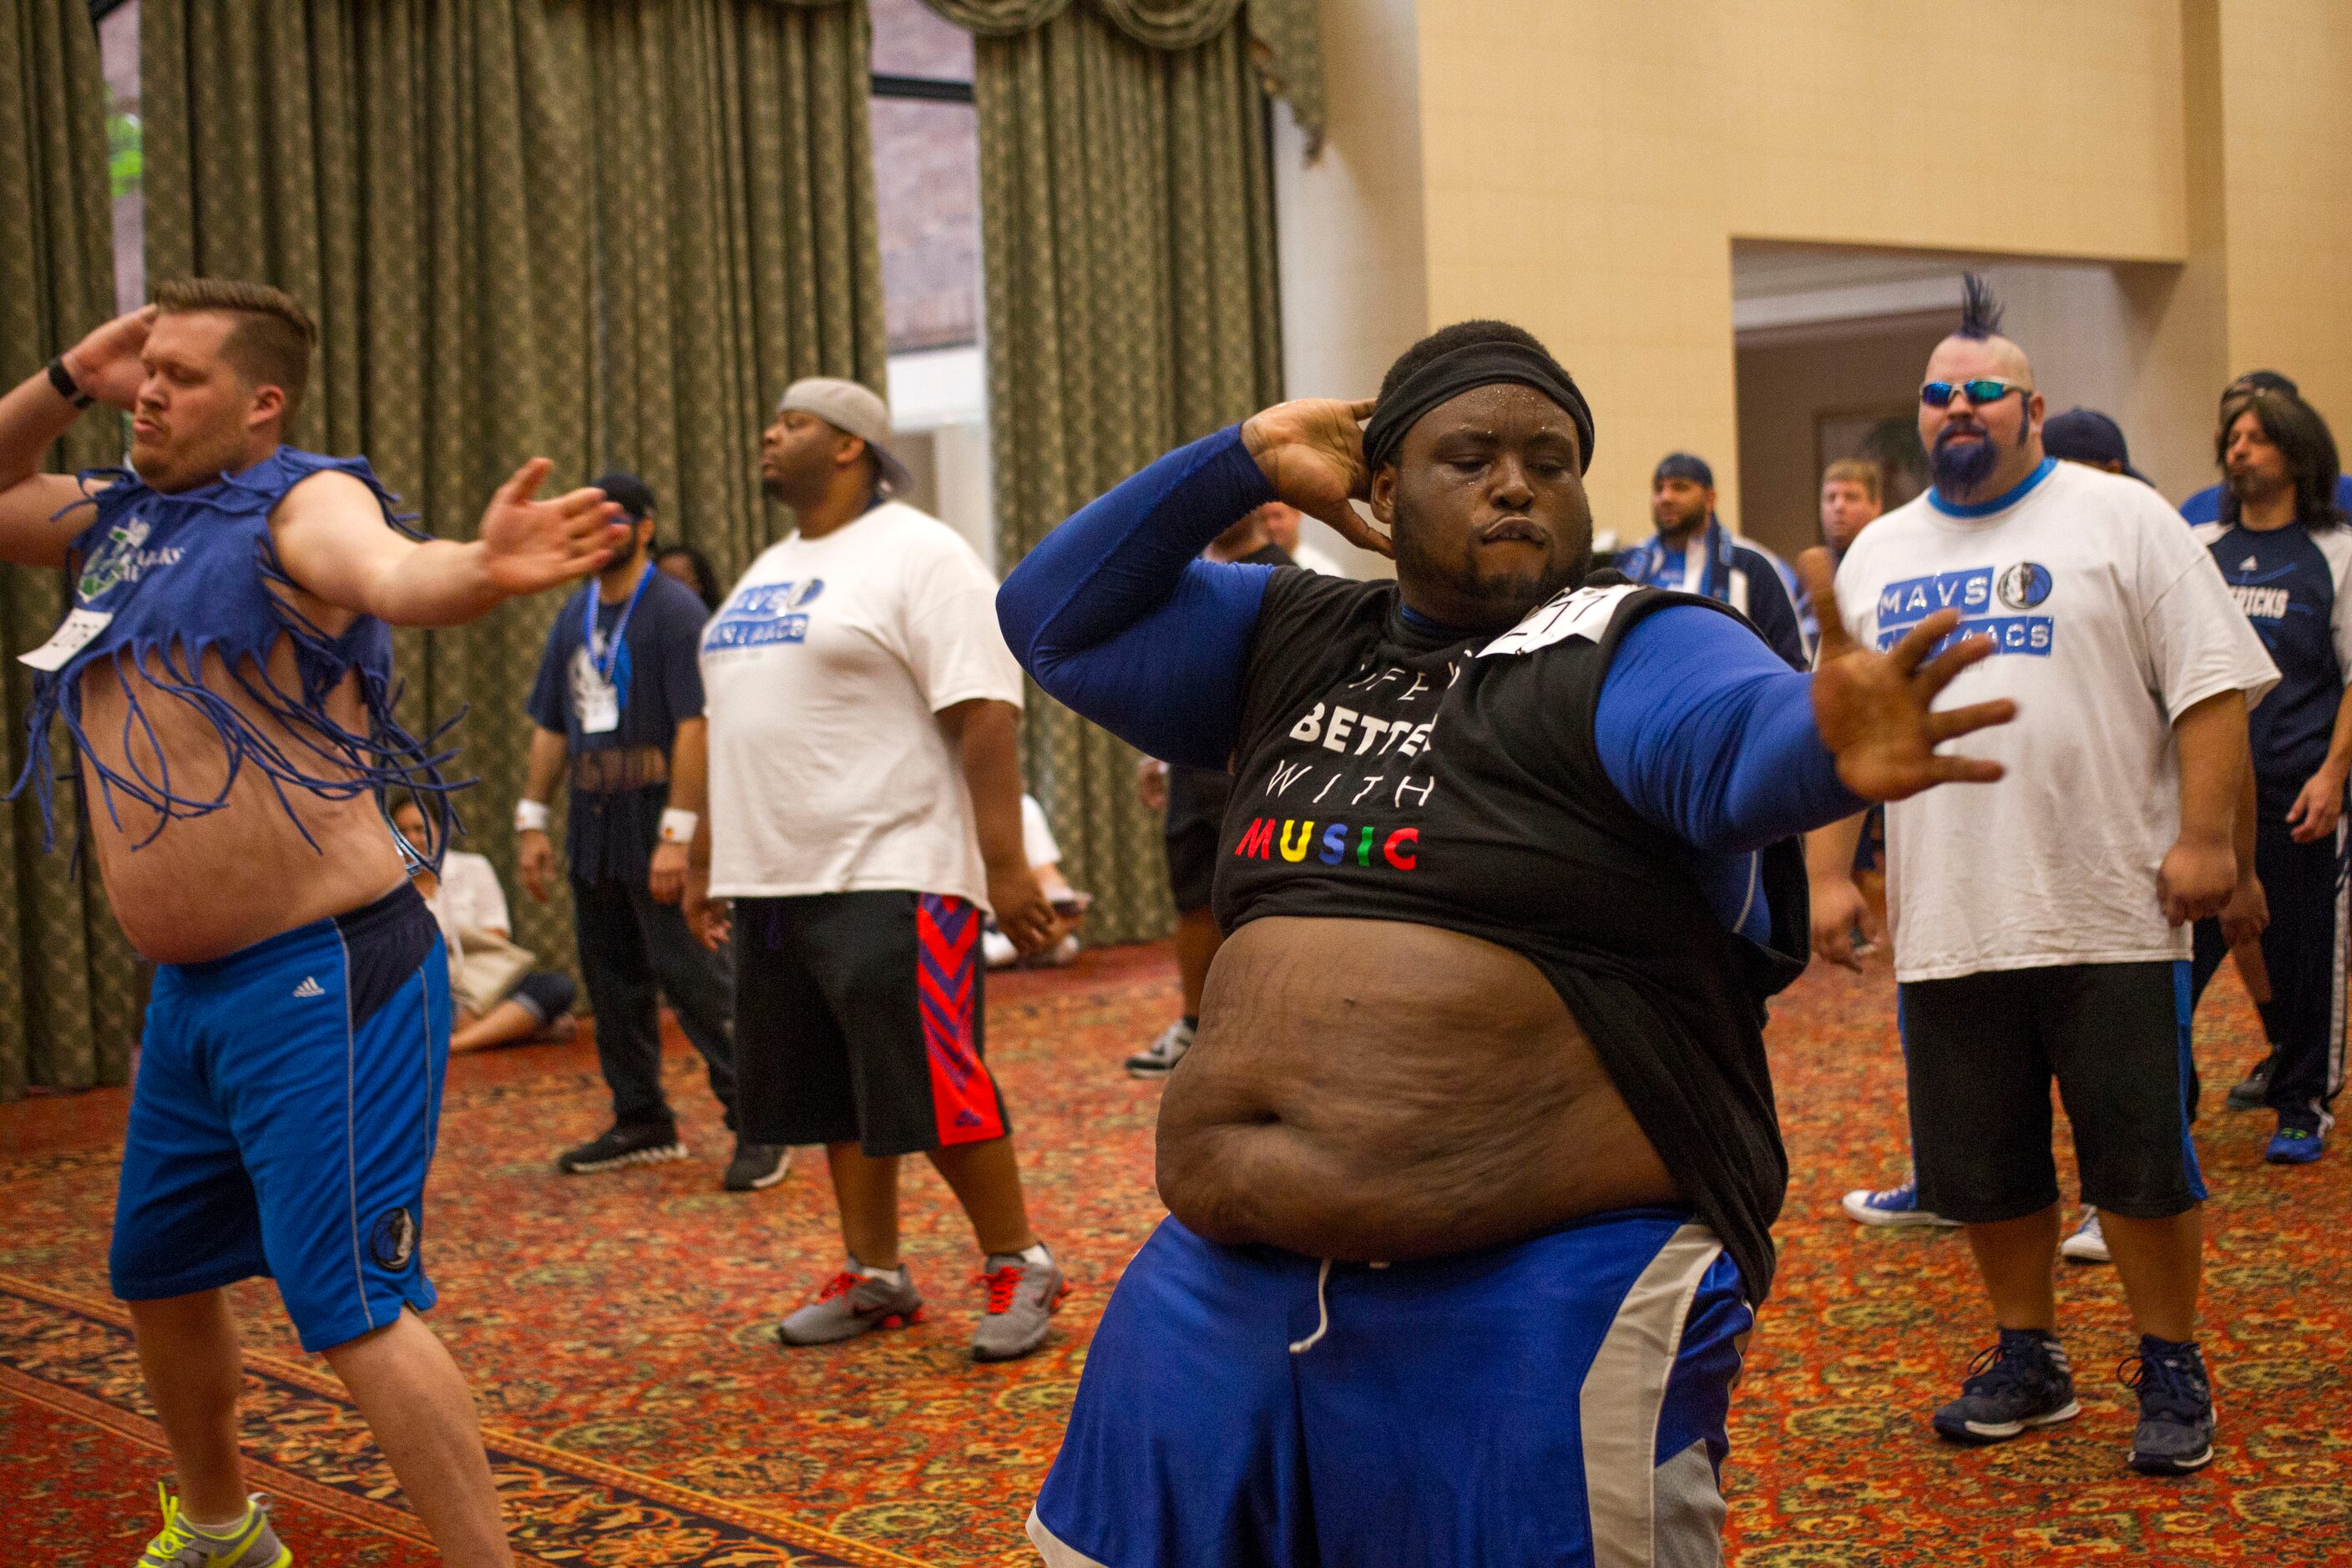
left=1932, top=1329, right=2081, bottom=1444
left=555, top=1122, right=688, bottom=1175
left=723, top=1141, right=792, bottom=1191
left=1125, top=1019, right=1194, bottom=1078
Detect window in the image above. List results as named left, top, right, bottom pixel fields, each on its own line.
left=869, top=0, right=979, bottom=356
left=95, top=0, right=143, bottom=313
left=868, top=0, right=992, bottom=564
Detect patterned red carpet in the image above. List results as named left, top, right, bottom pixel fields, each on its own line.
left=3, top=943, right=2346, bottom=1565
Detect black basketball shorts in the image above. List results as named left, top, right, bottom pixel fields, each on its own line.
left=1899, top=960, right=2206, bottom=1223
left=731, top=891, right=1009, bottom=1157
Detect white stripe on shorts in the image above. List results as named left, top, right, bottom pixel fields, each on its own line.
left=1580, top=1222, right=1726, bottom=1568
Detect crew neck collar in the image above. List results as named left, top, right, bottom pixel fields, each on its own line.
left=1930, top=456, right=2057, bottom=519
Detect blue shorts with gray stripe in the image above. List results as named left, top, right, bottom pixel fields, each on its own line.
left=1030, top=1207, right=1748, bottom=1568
left=110, top=883, right=449, bottom=1353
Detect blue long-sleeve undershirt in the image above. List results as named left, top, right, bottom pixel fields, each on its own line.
left=996, top=429, right=1279, bottom=771
left=998, top=426, right=1862, bottom=928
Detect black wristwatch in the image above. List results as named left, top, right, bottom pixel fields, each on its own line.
left=46, top=357, right=94, bottom=409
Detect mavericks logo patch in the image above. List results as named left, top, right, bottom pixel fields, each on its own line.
left=75, top=516, right=184, bottom=604
left=370, top=1206, right=418, bottom=1270
left=1995, top=561, right=2052, bottom=609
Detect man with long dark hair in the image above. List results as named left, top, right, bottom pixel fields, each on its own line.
left=2189, top=390, right=2352, bottom=1162
left=2181, top=370, right=2352, bottom=525
left=997, top=318, right=2014, bottom=1565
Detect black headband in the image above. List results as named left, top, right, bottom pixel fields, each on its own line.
left=1363, top=340, right=1596, bottom=475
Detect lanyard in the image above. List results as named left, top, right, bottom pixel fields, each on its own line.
left=585, top=564, right=654, bottom=685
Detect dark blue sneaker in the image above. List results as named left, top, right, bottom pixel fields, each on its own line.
left=1932, top=1329, right=2081, bottom=1444
left=2121, top=1338, right=2215, bottom=1474
left=2264, top=1105, right=2332, bottom=1165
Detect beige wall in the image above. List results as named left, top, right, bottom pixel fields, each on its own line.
left=1405, top=0, right=2194, bottom=543
left=1272, top=0, right=2352, bottom=554
left=2218, top=0, right=2352, bottom=434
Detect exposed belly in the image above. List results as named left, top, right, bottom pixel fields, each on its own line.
left=75, top=641, right=408, bottom=964
left=1156, top=916, right=1677, bottom=1261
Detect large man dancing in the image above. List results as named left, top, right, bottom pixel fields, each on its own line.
left=0, top=282, right=625, bottom=1566
left=998, top=319, right=2016, bottom=1566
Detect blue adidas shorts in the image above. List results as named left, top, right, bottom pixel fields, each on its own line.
left=110, top=883, right=451, bottom=1353
left=1030, top=1207, right=1751, bottom=1568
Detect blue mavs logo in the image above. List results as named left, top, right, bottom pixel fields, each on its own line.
left=1996, top=562, right=2052, bottom=609
left=704, top=578, right=826, bottom=652
left=1877, top=564, right=2054, bottom=658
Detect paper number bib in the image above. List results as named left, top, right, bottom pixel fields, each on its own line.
left=18, top=609, right=114, bottom=672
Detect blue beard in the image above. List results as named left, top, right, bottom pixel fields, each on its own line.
left=1930, top=428, right=2001, bottom=493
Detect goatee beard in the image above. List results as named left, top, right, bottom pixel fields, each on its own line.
left=2227, top=468, right=2286, bottom=505
left=1930, top=428, right=2000, bottom=494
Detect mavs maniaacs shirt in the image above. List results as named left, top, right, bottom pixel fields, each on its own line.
left=1835, top=458, right=2277, bottom=983
left=700, top=500, right=1024, bottom=910
left=2190, top=516, right=2352, bottom=817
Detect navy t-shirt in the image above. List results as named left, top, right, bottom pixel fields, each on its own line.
left=2192, top=519, right=2352, bottom=815
left=527, top=565, right=711, bottom=878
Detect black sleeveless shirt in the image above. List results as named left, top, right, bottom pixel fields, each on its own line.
left=1213, top=569, right=1808, bottom=1302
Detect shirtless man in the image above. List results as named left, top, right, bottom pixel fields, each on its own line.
left=0, top=281, right=625, bottom=1566
left=998, top=318, right=2015, bottom=1565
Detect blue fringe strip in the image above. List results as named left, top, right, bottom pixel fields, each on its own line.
left=13, top=473, right=464, bottom=866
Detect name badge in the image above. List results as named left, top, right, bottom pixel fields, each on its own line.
left=577, top=672, right=620, bottom=735
left=1477, top=584, right=1640, bottom=658
left=18, top=608, right=114, bottom=672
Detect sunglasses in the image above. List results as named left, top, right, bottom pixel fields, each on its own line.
left=1920, top=378, right=2029, bottom=409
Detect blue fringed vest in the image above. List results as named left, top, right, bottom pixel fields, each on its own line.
left=13, top=448, right=460, bottom=857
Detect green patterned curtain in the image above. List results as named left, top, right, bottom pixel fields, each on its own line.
left=140, top=0, right=883, bottom=970
left=584, top=0, right=887, bottom=584
left=953, top=3, right=1287, bottom=943
left=142, top=0, right=598, bottom=971
left=921, top=0, right=1322, bottom=147
left=0, top=1, right=141, bottom=1099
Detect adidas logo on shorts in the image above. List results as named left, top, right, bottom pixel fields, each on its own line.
left=292, top=976, right=326, bottom=999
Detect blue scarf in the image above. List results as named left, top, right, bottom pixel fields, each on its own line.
left=1616, top=515, right=1732, bottom=602
left=13, top=448, right=461, bottom=861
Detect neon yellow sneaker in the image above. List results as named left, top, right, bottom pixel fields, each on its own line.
left=139, top=1484, right=291, bottom=1567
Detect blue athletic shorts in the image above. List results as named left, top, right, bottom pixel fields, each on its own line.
left=109, top=883, right=451, bottom=1353
left=1030, top=1207, right=1751, bottom=1568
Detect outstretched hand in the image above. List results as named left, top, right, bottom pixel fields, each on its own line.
left=1240, top=397, right=1389, bottom=559
left=1801, top=549, right=2017, bottom=802
left=477, top=459, right=632, bottom=597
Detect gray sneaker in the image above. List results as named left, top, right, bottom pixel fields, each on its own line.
left=970, top=1249, right=1070, bottom=1363
left=139, top=1485, right=291, bottom=1566
left=775, top=1264, right=924, bottom=1346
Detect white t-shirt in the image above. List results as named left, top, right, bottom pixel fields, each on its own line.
left=700, top=501, right=1025, bottom=908
left=422, top=849, right=511, bottom=991
left=1834, top=459, right=2278, bottom=982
